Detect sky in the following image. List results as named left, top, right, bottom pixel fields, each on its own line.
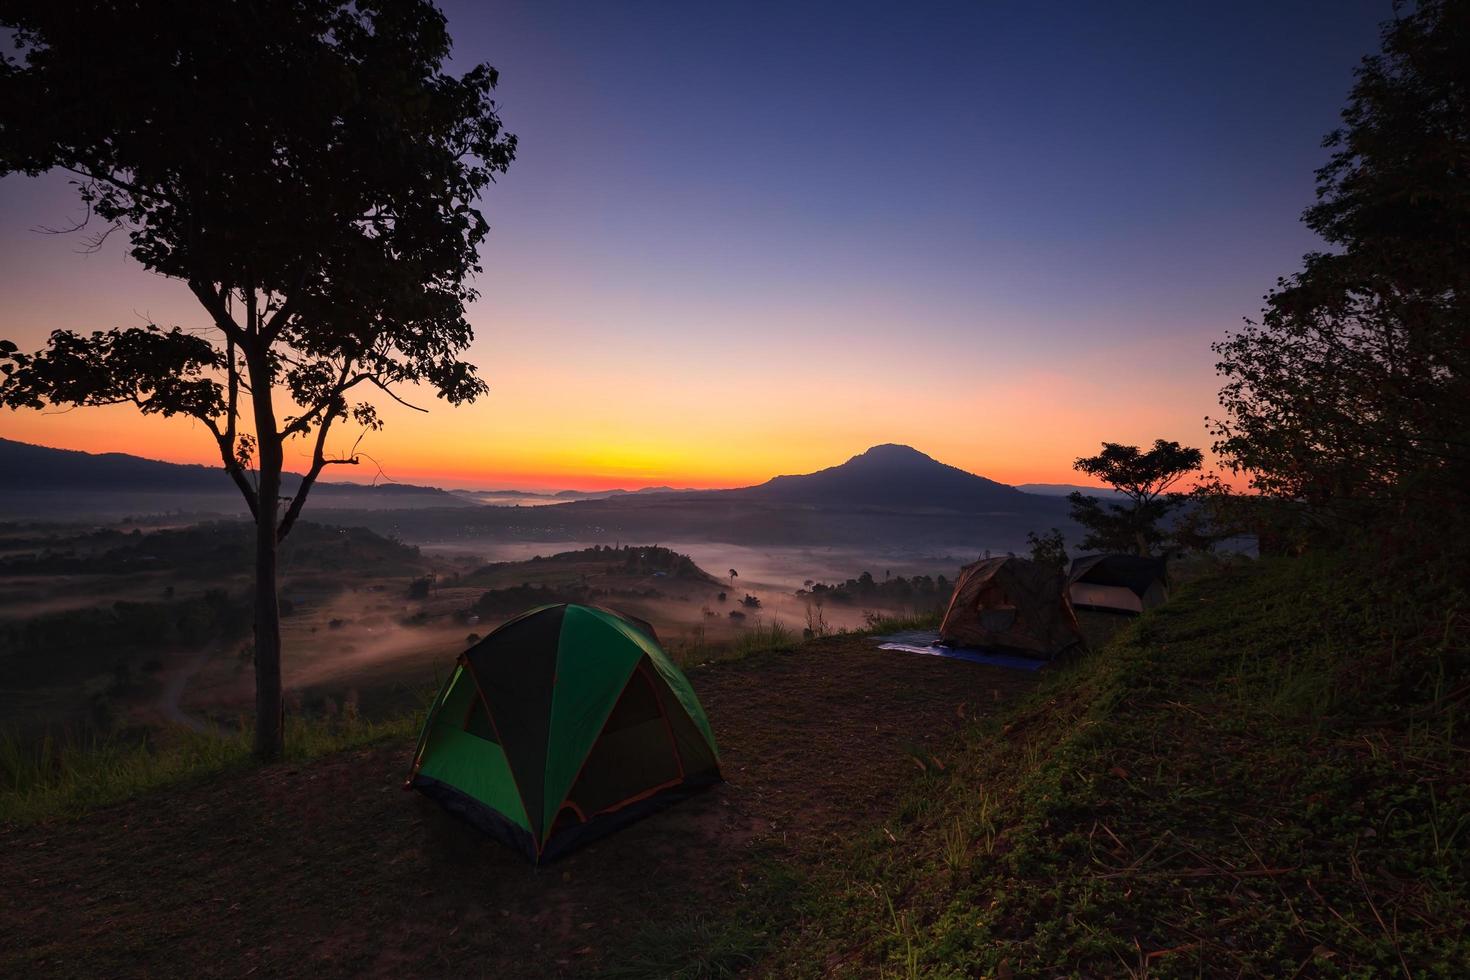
left=0, top=1, right=1392, bottom=491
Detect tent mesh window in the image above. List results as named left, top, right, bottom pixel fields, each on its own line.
left=976, top=582, right=1017, bottom=631
left=601, top=667, right=665, bottom=735
left=463, top=697, right=499, bottom=744
left=564, top=666, right=681, bottom=821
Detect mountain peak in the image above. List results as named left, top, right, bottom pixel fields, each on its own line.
left=735, top=443, right=1026, bottom=511
left=848, top=443, right=934, bottom=464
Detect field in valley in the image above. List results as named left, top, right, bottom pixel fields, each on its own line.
left=0, top=520, right=963, bottom=741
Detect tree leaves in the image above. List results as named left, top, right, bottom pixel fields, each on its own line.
left=0, top=0, right=515, bottom=529
left=0, top=1, right=518, bottom=759
left=0, top=326, right=226, bottom=420
left=1068, top=441, right=1202, bottom=556
left=1209, top=0, right=1469, bottom=516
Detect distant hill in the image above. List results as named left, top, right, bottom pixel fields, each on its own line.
left=0, top=437, right=470, bottom=516
left=0, top=438, right=1078, bottom=552
left=1015, top=482, right=1127, bottom=500
left=364, top=444, right=1071, bottom=553
left=555, top=485, right=692, bottom=499
left=451, top=485, right=698, bottom=507
left=723, top=444, right=1030, bottom=512
left=0, top=437, right=232, bottom=493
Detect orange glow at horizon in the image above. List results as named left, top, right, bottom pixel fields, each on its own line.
left=0, top=345, right=1244, bottom=493
left=0, top=176, right=1246, bottom=495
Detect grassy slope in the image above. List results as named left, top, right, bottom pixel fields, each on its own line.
left=757, top=552, right=1468, bottom=977
left=6, top=551, right=1465, bottom=976
left=0, top=711, right=423, bottom=824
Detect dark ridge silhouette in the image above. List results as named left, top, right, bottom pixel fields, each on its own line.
left=554, top=485, right=692, bottom=499
left=0, top=438, right=1072, bottom=549
left=1015, top=482, right=1127, bottom=499
left=724, top=443, right=1029, bottom=512
left=2, top=437, right=1044, bottom=514
left=0, top=437, right=467, bottom=505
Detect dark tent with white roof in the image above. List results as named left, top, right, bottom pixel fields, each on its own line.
left=1068, top=554, right=1169, bottom=615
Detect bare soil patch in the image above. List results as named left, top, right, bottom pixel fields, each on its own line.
left=1, top=635, right=1036, bottom=978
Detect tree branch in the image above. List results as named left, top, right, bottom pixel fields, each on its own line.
left=276, top=357, right=360, bottom=541
left=245, top=277, right=258, bottom=336
left=369, top=376, right=430, bottom=413
left=225, top=336, right=240, bottom=451
left=208, top=335, right=260, bottom=517
left=201, top=414, right=261, bottom=521
left=261, top=296, right=294, bottom=343
left=188, top=280, right=249, bottom=345
left=99, top=371, right=258, bottom=522
left=60, top=165, right=181, bottom=208
left=275, top=427, right=358, bottom=542
left=279, top=363, right=372, bottom=440
left=260, top=271, right=305, bottom=343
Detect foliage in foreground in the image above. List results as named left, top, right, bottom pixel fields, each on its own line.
left=761, top=548, right=1468, bottom=977
left=1211, top=0, right=1470, bottom=516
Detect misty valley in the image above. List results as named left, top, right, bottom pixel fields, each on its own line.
left=0, top=517, right=972, bottom=741
left=0, top=439, right=1097, bottom=741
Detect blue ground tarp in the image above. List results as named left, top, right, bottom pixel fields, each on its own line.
left=873, top=630, right=1047, bottom=672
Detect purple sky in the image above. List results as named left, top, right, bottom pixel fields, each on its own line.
left=0, top=2, right=1392, bottom=488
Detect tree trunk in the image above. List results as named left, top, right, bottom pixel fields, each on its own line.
left=252, top=490, right=284, bottom=761
left=248, top=349, right=285, bottom=762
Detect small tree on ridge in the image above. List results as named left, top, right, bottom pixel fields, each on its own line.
left=1067, top=440, right=1202, bottom=557
left=1026, top=528, right=1068, bottom=573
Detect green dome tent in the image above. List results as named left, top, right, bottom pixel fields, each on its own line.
left=407, top=603, right=721, bottom=862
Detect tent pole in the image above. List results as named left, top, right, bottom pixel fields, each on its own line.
left=643, top=661, right=687, bottom=780
left=404, top=661, right=459, bottom=787
left=458, top=655, right=540, bottom=853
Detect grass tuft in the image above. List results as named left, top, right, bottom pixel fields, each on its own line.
left=598, top=914, right=763, bottom=980
left=0, top=711, right=418, bottom=825
left=861, top=609, right=943, bottom=634
left=667, top=619, right=802, bottom=668
left=729, top=619, right=799, bottom=658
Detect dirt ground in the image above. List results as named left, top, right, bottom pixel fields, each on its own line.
left=0, top=635, right=1037, bottom=979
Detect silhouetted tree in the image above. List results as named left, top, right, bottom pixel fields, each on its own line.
left=1067, top=441, right=1202, bottom=556
left=728, top=568, right=738, bottom=588
left=1026, top=528, right=1068, bottom=572
left=1210, top=0, right=1470, bottom=522
left=0, top=0, right=515, bottom=760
